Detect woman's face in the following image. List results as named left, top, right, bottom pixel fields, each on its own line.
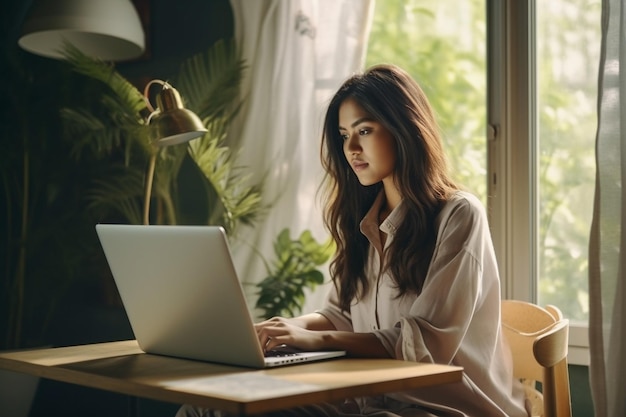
left=338, top=98, right=397, bottom=187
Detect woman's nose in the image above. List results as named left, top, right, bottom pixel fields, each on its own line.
left=344, top=133, right=360, bottom=153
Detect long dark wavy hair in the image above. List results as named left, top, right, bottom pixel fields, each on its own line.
left=320, top=64, right=459, bottom=312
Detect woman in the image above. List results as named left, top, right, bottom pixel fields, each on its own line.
left=177, top=64, right=528, bottom=417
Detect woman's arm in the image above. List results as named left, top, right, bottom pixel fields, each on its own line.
left=255, top=313, right=391, bottom=358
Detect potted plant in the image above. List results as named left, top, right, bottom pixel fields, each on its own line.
left=60, top=39, right=263, bottom=233
left=255, top=228, right=334, bottom=319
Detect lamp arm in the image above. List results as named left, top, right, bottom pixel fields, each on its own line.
left=143, top=79, right=168, bottom=113
left=143, top=151, right=157, bottom=225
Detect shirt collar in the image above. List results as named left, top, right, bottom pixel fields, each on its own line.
left=359, top=191, right=405, bottom=243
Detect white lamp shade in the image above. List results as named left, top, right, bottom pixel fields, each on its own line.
left=18, top=0, right=145, bottom=61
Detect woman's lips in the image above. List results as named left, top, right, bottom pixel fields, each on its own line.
left=352, top=160, right=368, bottom=172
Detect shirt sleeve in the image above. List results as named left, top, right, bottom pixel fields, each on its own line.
left=376, top=195, right=495, bottom=364
left=316, top=282, right=354, bottom=332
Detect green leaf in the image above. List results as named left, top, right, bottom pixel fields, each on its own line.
left=175, top=38, right=247, bottom=123
left=61, top=42, right=146, bottom=116
left=255, top=228, right=335, bottom=319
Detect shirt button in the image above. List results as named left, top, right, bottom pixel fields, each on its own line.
left=372, top=324, right=378, bottom=330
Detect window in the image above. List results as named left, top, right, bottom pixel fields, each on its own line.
left=535, top=0, right=599, bottom=322
left=366, top=0, right=487, bottom=201
left=487, top=0, right=598, bottom=365
left=367, top=0, right=599, bottom=365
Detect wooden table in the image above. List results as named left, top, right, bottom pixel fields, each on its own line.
left=0, top=340, right=463, bottom=416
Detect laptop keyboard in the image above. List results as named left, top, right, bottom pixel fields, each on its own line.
left=265, top=345, right=303, bottom=357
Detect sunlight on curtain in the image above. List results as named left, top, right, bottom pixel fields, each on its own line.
left=226, top=0, right=374, bottom=313
left=588, top=0, right=626, bottom=416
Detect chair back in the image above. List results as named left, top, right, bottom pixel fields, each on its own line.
left=501, top=300, right=572, bottom=417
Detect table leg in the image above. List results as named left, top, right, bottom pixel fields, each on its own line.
left=128, top=395, right=139, bottom=417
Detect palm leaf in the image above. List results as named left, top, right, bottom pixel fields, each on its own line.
left=175, top=38, right=246, bottom=122
left=87, top=166, right=145, bottom=224
left=60, top=108, right=113, bottom=158
left=188, top=121, right=264, bottom=234
left=176, top=40, right=264, bottom=233
left=61, top=43, right=147, bottom=116
left=60, top=44, right=151, bottom=166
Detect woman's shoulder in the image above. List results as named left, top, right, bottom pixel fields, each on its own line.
left=434, top=191, right=491, bottom=246
left=437, top=190, right=488, bottom=229
left=444, top=190, right=485, bottom=214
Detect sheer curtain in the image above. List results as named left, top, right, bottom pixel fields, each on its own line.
left=226, top=0, right=374, bottom=311
left=588, top=0, right=626, bottom=416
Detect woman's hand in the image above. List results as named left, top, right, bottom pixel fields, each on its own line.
left=254, top=314, right=392, bottom=358
left=255, top=316, right=328, bottom=352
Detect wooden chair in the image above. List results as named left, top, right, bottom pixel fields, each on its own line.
left=501, top=300, right=572, bottom=417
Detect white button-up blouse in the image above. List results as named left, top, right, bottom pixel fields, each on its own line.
left=318, top=191, right=528, bottom=417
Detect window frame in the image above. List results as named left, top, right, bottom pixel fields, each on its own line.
left=486, top=0, right=589, bottom=366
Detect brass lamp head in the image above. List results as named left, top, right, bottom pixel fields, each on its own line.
left=149, top=85, right=208, bottom=147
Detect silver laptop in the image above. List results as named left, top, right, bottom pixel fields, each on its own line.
left=95, top=224, right=345, bottom=368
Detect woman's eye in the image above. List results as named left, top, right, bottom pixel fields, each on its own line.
left=340, top=133, right=349, bottom=141
left=359, top=128, right=371, bottom=136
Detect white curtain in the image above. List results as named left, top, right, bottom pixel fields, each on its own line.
left=226, top=0, right=374, bottom=312
left=588, top=0, right=626, bottom=416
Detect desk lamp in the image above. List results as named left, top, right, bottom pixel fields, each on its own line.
left=142, top=80, right=207, bottom=224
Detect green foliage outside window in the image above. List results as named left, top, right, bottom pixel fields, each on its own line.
left=535, top=0, right=599, bottom=320
left=366, top=0, right=487, bottom=200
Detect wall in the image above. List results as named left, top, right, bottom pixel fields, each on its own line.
left=570, top=365, right=594, bottom=417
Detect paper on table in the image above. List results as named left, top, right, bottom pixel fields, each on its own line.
left=166, top=373, right=321, bottom=399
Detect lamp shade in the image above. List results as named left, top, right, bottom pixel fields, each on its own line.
left=18, top=0, right=145, bottom=61
left=150, top=86, right=208, bottom=147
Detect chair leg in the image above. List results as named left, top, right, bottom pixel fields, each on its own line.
left=554, top=360, right=571, bottom=417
